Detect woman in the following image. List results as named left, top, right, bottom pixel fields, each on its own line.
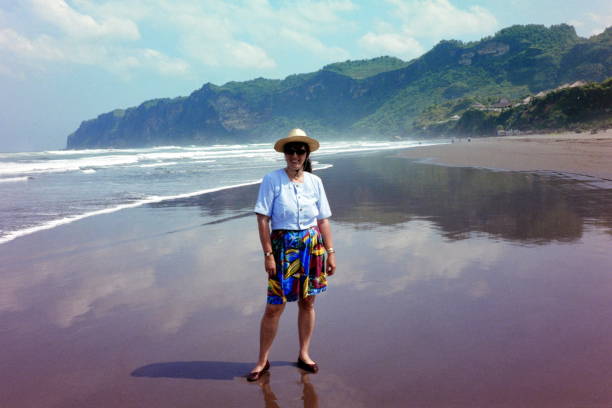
left=247, top=128, right=336, bottom=382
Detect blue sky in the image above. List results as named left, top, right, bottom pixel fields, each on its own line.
left=1, top=0, right=611, bottom=152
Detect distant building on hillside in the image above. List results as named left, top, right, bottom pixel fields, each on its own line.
left=491, top=98, right=512, bottom=109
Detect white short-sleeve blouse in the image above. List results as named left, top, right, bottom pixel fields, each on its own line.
left=254, top=169, right=332, bottom=230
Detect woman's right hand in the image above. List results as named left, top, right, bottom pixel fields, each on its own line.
left=265, top=256, right=276, bottom=277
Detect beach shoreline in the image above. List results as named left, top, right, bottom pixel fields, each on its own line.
left=1, top=152, right=612, bottom=407
left=400, top=129, right=612, bottom=180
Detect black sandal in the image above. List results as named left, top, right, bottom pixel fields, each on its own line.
left=297, top=357, right=319, bottom=373
left=246, top=360, right=270, bottom=382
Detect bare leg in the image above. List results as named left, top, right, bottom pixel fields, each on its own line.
left=300, top=372, right=320, bottom=408
left=258, top=374, right=280, bottom=408
left=251, top=303, right=285, bottom=372
left=298, top=296, right=316, bottom=364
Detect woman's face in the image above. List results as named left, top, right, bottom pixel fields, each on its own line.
left=283, top=142, right=309, bottom=171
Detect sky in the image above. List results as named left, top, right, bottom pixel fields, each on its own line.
left=0, top=0, right=611, bottom=152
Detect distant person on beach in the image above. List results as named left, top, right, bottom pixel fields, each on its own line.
left=247, top=128, right=336, bottom=381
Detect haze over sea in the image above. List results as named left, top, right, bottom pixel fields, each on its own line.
left=0, top=140, right=441, bottom=245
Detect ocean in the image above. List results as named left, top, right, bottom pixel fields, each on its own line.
left=0, top=140, right=443, bottom=245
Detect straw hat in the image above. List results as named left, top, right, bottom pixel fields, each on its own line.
left=274, top=128, right=320, bottom=152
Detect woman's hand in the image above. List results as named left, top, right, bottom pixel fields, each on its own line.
left=317, top=218, right=336, bottom=276
left=265, top=255, right=276, bottom=277
left=257, top=214, right=276, bottom=278
left=326, top=252, right=336, bottom=276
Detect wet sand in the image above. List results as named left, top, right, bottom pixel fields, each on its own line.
left=2, top=152, right=612, bottom=407
left=401, top=130, right=612, bottom=180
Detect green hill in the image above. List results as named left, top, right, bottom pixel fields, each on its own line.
left=415, top=78, right=612, bottom=136
left=322, top=56, right=409, bottom=79
left=67, top=24, right=612, bottom=149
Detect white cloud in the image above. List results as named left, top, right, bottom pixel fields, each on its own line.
left=1, top=0, right=356, bottom=79
left=228, top=42, right=277, bottom=69
left=0, top=27, right=189, bottom=77
left=164, top=0, right=353, bottom=69
left=172, top=7, right=277, bottom=69
left=568, top=11, right=611, bottom=37
left=29, top=0, right=140, bottom=40
left=0, top=223, right=267, bottom=333
left=332, top=220, right=504, bottom=296
left=584, top=12, right=612, bottom=36
left=359, top=32, right=424, bottom=59
left=0, top=1, right=191, bottom=78
left=359, top=0, right=499, bottom=59
left=0, top=28, right=34, bottom=55
left=387, top=0, right=499, bottom=39
left=51, top=266, right=156, bottom=328
left=280, top=29, right=351, bottom=61
left=109, top=48, right=191, bottom=76
left=0, top=28, right=62, bottom=60
left=283, top=0, right=356, bottom=26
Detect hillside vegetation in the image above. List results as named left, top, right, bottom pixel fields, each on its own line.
left=423, top=78, right=612, bottom=136
left=322, top=56, right=410, bottom=79
left=67, top=24, right=612, bottom=148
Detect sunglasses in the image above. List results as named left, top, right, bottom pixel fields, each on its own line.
left=284, top=147, right=308, bottom=156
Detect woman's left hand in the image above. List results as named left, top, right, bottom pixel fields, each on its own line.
left=326, top=252, right=336, bottom=276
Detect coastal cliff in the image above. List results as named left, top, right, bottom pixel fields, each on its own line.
left=67, top=24, right=612, bottom=148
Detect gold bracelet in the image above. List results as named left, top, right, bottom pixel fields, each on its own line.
left=264, top=251, right=273, bottom=257
left=326, top=248, right=335, bottom=254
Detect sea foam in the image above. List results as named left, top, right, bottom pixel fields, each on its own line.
left=0, top=180, right=263, bottom=245
left=0, top=176, right=30, bottom=183
left=0, top=140, right=444, bottom=246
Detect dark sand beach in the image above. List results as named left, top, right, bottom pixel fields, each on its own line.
left=2, top=150, right=612, bottom=407
left=401, top=130, right=612, bottom=180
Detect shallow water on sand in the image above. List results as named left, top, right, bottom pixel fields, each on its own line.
left=1, top=152, right=612, bottom=407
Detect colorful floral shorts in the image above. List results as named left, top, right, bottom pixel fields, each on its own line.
left=267, top=227, right=328, bottom=304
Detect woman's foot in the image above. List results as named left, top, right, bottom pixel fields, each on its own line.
left=247, top=360, right=270, bottom=382
left=297, top=356, right=318, bottom=373
left=298, top=353, right=316, bottom=365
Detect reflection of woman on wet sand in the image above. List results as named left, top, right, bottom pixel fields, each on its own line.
left=257, top=371, right=319, bottom=408
left=247, top=129, right=336, bottom=382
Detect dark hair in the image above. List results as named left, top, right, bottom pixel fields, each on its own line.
left=284, top=142, right=312, bottom=173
